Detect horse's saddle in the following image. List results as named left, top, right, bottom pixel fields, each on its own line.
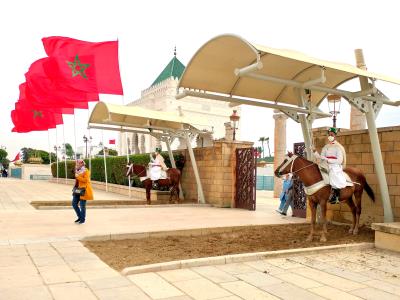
left=140, top=169, right=168, bottom=182
left=303, top=161, right=353, bottom=196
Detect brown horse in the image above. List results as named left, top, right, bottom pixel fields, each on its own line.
left=274, top=152, right=375, bottom=242
left=126, top=164, right=181, bottom=205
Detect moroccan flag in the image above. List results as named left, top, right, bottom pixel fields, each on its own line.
left=25, top=58, right=98, bottom=110
left=42, top=37, right=123, bottom=95
left=109, top=139, right=115, bottom=145
left=19, top=83, right=75, bottom=115
left=11, top=153, right=20, bottom=162
left=11, top=101, right=63, bottom=133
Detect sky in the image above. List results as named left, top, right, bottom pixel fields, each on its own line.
left=1, top=0, right=400, bottom=159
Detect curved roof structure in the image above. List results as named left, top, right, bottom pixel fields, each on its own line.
left=178, top=34, right=400, bottom=107
left=88, top=102, right=209, bottom=132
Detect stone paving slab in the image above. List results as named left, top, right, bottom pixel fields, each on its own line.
left=0, top=180, right=400, bottom=299
left=0, top=236, right=399, bottom=300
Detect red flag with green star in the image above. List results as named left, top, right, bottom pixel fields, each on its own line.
left=25, top=58, right=98, bottom=110
left=42, top=37, right=123, bottom=95
left=11, top=101, right=63, bottom=133
left=19, top=83, right=75, bottom=115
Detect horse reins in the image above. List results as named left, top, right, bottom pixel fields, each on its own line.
left=127, top=164, right=147, bottom=177
left=281, top=155, right=314, bottom=175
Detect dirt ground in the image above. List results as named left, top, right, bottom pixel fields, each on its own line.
left=84, top=223, right=374, bottom=271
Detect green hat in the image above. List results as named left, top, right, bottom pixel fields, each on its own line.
left=155, top=147, right=162, bottom=153
left=328, top=127, right=338, bottom=135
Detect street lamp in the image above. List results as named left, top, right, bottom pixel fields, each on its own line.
left=327, top=94, right=341, bottom=128
left=229, top=110, right=240, bottom=141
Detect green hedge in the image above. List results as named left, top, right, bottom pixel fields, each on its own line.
left=51, top=152, right=185, bottom=187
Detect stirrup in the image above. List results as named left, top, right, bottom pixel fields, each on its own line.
left=329, top=189, right=340, bottom=204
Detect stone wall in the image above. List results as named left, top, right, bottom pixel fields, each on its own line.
left=21, top=164, right=51, bottom=180
left=177, top=140, right=253, bottom=207
left=313, top=126, right=400, bottom=224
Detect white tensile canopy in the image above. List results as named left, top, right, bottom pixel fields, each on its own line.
left=177, top=34, right=400, bottom=222
left=88, top=101, right=210, bottom=203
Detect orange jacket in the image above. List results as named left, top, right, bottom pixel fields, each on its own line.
left=75, top=170, right=94, bottom=200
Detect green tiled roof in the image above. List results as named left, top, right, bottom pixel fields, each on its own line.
left=151, top=56, right=185, bottom=87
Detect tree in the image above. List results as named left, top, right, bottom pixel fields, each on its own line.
left=0, top=149, right=7, bottom=161
left=0, top=148, right=9, bottom=169
left=64, top=143, right=74, bottom=159
left=97, top=148, right=118, bottom=156
left=20, top=147, right=55, bottom=164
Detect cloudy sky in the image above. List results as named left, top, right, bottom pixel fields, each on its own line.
left=1, top=0, right=400, bottom=159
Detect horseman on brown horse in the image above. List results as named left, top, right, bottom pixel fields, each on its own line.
left=275, top=128, right=375, bottom=242
left=126, top=147, right=182, bottom=204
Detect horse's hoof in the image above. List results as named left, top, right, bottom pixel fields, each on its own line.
left=320, top=236, right=327, bottom=242
left=348, top=228, right=354, bottom=234
left=353, top=229, right=359, bottom=235
left=306, top=235, right=313, bottom=242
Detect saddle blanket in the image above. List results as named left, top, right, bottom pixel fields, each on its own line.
left=140, top=169, right=167, bottom=182
left=304, top=164, right=353, bottom=196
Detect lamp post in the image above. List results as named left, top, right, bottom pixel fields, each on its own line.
left=230, top=110, right=240, bottom=141
left=327, top=94, right=341, bottom=128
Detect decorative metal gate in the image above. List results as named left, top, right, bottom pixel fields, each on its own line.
left=292, top=142, right=307, bottom=218
left=235, top=147, right=257, bottom=210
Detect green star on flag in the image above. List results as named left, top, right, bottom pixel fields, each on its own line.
left=32, top=110, right=43, bottom=118
left=66, top=55, right=90, bottom=79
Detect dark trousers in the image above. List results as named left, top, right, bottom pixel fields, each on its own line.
left=72, top=194, right=87, bottom=222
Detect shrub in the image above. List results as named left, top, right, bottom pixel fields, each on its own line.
left=50, top=152, right=185, bottom=187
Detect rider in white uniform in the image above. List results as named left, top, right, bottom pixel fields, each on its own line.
left=149, top=147, right=168, bottom=189
left=314, top=127, right=347, bottom=204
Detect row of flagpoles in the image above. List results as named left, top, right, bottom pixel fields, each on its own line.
left=11, top=36, right=125, bottom=193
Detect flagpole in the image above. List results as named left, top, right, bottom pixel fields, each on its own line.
left=73, top=113, right=77, bottom=160
left=62, top=125, right=68, bottom=184
left=102, top=130, right=108, bottom=192
left=87, top=109, right=91, bottom=179
left=55, top=126, right=59, bottom=183
left=126, top=132, right=131, bottom=198
left=121, top=94, right=131, bottom=198
left=48, top=130, right=52, bottom=166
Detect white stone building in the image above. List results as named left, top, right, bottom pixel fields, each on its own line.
left=118, top=53, right=241, bottom=155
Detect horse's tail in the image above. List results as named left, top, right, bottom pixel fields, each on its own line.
left=363, top=177, right=375, bottom=202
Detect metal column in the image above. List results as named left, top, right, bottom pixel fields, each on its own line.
left=355, top=49, right=393, bottom=222
left=299, top=114, right=313, bottom=160
left=185, top=132, right=205, bottom=204
left=365, top=104, right=394, bottom=222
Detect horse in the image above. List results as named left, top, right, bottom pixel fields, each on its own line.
left=126, top=164, right=181, bottom=205
left=274, top=152, right=375, bottom=242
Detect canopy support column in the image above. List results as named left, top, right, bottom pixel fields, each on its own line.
left=185, top=132, right=205, bottom=204
left=165, top=137, right=184, bottom=199
left=299, top=114, right=314, bottom=160
left=355, top=49, right=393, bottom=222
left=364, top=105, right=393, bottom=222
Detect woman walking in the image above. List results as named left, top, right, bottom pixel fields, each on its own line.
left=72, top=159, right=93, bottom=224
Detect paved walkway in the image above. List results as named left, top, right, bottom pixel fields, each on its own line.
left=1, top=243, right=400, bottom=300
left=0, top=178, right=399, bottom=299
left=0, top=179, right=301, bottom=245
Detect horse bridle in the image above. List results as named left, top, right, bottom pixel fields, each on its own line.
left=278, top=155, right=315, bottom=176
left=126, top=164, right=147, bottom=177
